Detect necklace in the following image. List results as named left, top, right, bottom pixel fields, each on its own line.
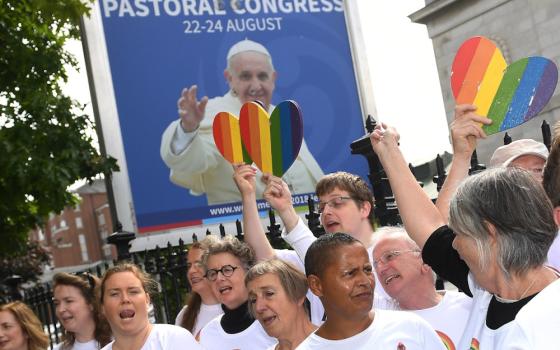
left=495, top=274, right=539, bottom=303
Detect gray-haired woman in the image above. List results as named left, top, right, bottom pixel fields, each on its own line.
left=370, top=122, right=560, bottom=349
left=245, top=259, right=317, bottom=350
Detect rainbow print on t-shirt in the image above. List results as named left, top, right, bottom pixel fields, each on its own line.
left=469, top=338, right=480, bottom=350
left=436, top=331, right=456, bottom=350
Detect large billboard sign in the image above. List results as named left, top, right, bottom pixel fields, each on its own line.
left=83, top=0, right=374, bottom=235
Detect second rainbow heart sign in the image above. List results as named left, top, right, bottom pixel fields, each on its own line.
left=451, top=36, right=558, bottom=135
left=212, top=100, right=304, bottom=177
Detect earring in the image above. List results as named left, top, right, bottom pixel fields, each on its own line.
left=231, top=89, right=238, bottom=97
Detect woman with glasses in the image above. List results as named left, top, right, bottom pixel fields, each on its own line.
left=199, top=235, right=276, bottom=350
left=175, top=237, right=222, bottom=340
left=52, top=272, right=112, bottom=350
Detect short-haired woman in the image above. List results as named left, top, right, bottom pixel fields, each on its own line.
left=245, top=259, right=317, bottom=350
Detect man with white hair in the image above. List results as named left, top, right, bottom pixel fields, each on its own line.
left=372, top=226, right=471, bottom=348
left=161, top=39, right=323, bottom=205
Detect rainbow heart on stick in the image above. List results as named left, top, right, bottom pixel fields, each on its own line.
left=212, top=100, right=304, bottom=177
left=240, top=101, right=303, bottom=177
left=451, top=36, right=558, bottom=135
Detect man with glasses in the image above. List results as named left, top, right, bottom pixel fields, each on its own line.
left=372, top=226, right=471, bottom=348
left=233, top=167, right=395, bottom=310
left=489, top=139, right=548, bottom=182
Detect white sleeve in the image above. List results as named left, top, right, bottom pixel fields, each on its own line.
left=174, top=305, right=187, bottom=326
left=169, top=122, right=197, bottom=155
left=160, top=325, right=203, bottom=350
left=274, top=249, right=305, bottom=271
left=281, top=218, right=317, bottom=265
left=160, top=119, right=219, bottom=194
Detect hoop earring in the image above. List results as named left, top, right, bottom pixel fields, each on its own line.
left=231, top=89, right=238, bottom=97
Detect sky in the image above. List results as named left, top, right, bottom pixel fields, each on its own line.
left=355, top=1, right=452, bottom=164
left=63, top=1, right=452, bottom=167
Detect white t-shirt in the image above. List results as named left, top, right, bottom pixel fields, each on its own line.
left=411, top=290, right=472, bottom=349
left=174, top=302, right=223, bottom=338
left=199, top=314, right=276, bottom=350
left=547, top=229, right=560, bottom=270
left=281, top=219, right=398, bottom=307
left=100, top=324, right=201, bottom=350
left=458, top=273, right=560, bottom=349
left=53, top=340, right=99, bottom=350
left=296, top=310, right=446, bottom=349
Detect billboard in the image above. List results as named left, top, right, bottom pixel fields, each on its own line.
left=83, top=0, right=374, bottom=235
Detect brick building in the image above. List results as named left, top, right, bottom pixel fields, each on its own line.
left=410, top=0, right=560, bottom=162
left=30, top=179, right=116, bottom=270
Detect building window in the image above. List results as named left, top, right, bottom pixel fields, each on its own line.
left=78, top=234, right=89, bottom=262
left=60, top=219, right=67, bottom=228
left=97, top=213, right=106, bottom=226
left=76, top=217, right=83, bottom=229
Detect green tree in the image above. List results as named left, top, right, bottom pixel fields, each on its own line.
left=0, top=240, right=51, bottom=283
left=0, top=0, right=118, bottom=255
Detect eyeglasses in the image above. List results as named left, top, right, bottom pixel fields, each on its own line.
left=205, top=265, right=239, bottom=281
left=318, top=196, right=354, bottom=213
left=373, top=250, right=420, bottom=269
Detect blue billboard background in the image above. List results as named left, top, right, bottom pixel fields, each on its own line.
left=97, top=0, right=369, bottom=232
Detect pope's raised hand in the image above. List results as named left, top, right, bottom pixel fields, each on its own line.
left=177, top=85, right=209, bottom=132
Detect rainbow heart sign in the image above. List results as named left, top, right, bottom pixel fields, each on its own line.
left=451, top=36, right=558, bottom=135
left=239, top=100, right=304, bottom=177
left=212, top=111, right=251, bottom=165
